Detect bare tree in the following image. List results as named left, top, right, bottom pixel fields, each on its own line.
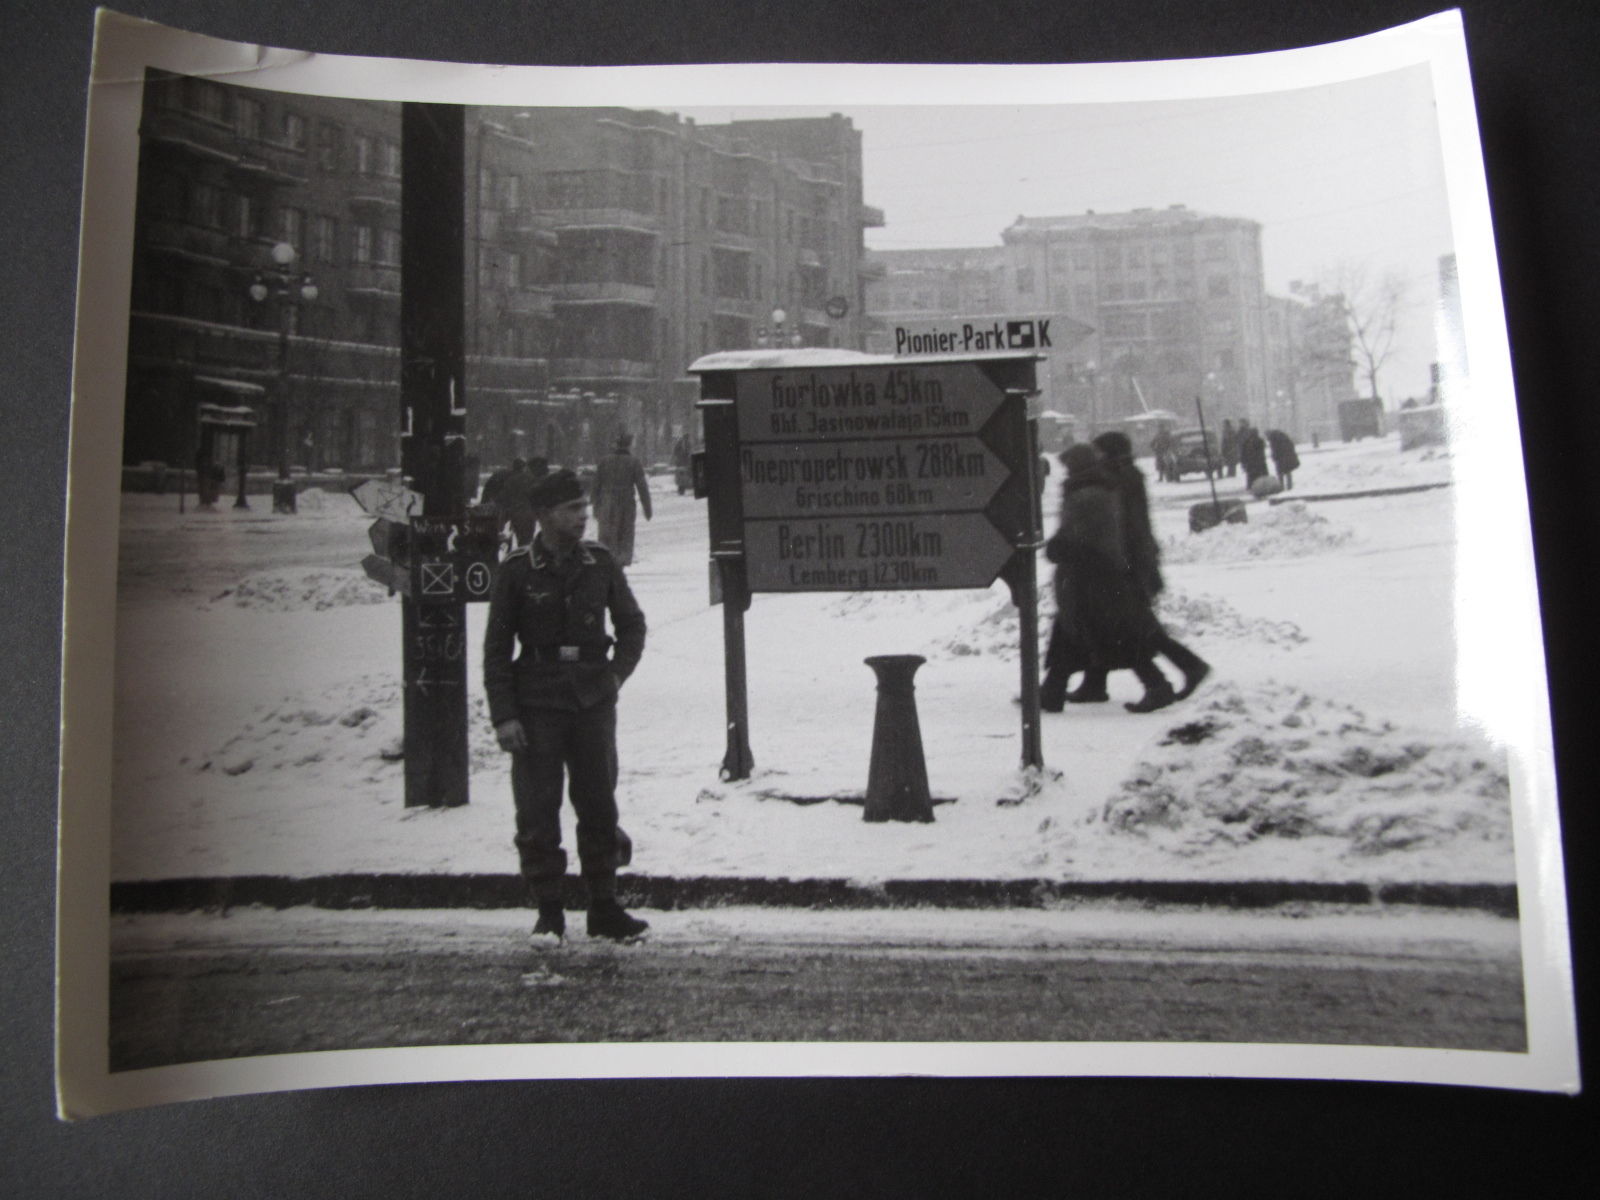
left=1319, top=261, right=1411, bottom=408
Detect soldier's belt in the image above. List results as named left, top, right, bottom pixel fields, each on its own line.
left=526, top=644, right=610, bottom=664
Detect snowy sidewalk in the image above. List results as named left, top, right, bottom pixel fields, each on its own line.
left=110, top=437, right=1514, bottom=903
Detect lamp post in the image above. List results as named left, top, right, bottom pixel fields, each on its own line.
left=757, top=306, right=804, bottom=350
left=1083, top=359, right=1098, bottom=437
left=248, top=241, right=318, bottom=512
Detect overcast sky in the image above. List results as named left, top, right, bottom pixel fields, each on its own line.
left=679, top=64, right=1455, bottom=398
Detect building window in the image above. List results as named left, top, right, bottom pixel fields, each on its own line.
left=382, top=140, right=401, bottom=178
left=1105, top=282, right=1123, bottom=301
left=192, top=183, right=223, bottom=229
left=1125, top=245, right=1145, bottom=268
left=1016, top=267, right=1034, bottom=295
left=356, top=135, right=377, bottom=177
left=188, top=79, right=228, bottom=123
left=352, top=223, right=374, bottom=264
left=311, top=215, right=338, bottom=263
left=282, top=111, right=307, bottom=150
left=1204, top=237, right=1227, bottom=261
left=234, top=97, right=262, bottom=140
left=1127, top=281, right=1147, bottom=300
left=1217, top=349, right=1236, bottom=369
left=501, top=174, right=521, bottom=210
left=1207, top=275, right=1232, bottom=298
left=317, top=123, right=342, bottom=170
left=278, top=207, right=305, bottom=251
left=235, top=194, right=261, bottom=239
left=1074, top=286, right=1094, bottom=311
left=378, top=228, right=401, bottom=265
left=506, top=252, right=523, bottom=290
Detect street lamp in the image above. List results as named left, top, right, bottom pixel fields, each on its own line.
left=249, top=241, right=319, bottom=512
left=1083, top=359, right=1098, bottom=436
left=758, top=307, right=803, bottom=350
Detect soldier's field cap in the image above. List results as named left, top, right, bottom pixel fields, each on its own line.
left=528, top=467, right=585, bottom=509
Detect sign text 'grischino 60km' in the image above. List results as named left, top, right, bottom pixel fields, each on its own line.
left=724, top=357, right=1037, bottom=592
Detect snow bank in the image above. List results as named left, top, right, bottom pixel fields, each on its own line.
left=220, top=567, right=392, bottom=612
left=1097, top=682, right=1510, bottom=859
left=1162, top=501, right=1355, bottom=564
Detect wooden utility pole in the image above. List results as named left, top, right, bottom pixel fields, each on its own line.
left=399, top=102, right=469, bottom=808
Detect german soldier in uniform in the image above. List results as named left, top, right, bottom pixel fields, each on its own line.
left=483, top=468, right=649, bottom=944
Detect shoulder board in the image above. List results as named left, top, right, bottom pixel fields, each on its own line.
left=580, top=539, right=613, bottom=556
left=503, top=545, right=533, bottom=563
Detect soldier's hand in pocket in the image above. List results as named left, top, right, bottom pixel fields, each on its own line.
left=495, top=718, right=527, bottom=754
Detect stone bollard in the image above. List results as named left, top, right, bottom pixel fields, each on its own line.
left=863, top=654, right=934, bottom=823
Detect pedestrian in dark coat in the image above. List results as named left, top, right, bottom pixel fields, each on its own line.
left=1086, top=431, right=1211, bottom=703
left=592, top=433, right=653, bottom=566
left=1267, top=428, right=1300, bottom=490
left=1239, top=423, right=1269, bottom=487
left=1040, top=444, right=1175, bottom=714
left=1220, top=419, right=1240, bottom=478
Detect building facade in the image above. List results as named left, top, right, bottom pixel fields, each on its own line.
left=863, top=205, right=1355, bottom=440
left=124, top=74, right=880, bottom=481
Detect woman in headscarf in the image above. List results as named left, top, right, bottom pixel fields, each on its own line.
left=1040, top=443, right=1176, bottom=714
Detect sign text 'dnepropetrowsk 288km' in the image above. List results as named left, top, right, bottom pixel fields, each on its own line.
left=732, top=361, right=1026, bottom=591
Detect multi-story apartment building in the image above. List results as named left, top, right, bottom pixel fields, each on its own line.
left=123, top=74, right=879, bottom=482
left=863, top=205, right=1356, bottom=439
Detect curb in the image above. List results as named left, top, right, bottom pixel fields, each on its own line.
left=110, top=874, right=1519, bottom=917
left=1266, top=481, right=1451, bottom=505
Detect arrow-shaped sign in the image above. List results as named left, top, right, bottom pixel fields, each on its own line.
left=362, top=553, right=412, bottom=598
left=742, top=511, right=1017, bottom=592
left=367, top=517, right=410, bottom=562
left=734, top=361, right=1011, bottom=444
left=737, top=437, right=1010, bottom=519
left=351, top=478, right=423, bottom=523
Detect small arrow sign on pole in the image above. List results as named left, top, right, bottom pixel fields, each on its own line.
left=351, top=478, right=424, bottom=523
left=362, top=553, right=412, bottom=597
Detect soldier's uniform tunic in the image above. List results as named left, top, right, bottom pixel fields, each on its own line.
left=483, top=536, right=646, bottom=899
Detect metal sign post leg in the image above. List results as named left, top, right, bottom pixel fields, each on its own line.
left=717, top=556, right=755, bottom=782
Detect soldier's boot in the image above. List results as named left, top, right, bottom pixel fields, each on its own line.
left=587, top=898, right=649, bottom=941
left=529, top=899, right=567, bottom=949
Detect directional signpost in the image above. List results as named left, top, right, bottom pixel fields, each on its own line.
left=692, top=351, right=1045, bottom=781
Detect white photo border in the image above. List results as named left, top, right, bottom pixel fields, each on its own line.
left=58, top=7, right=1579, bottom=1117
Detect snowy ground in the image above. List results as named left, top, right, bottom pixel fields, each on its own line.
left=110, top=434, right=1511, bottom=886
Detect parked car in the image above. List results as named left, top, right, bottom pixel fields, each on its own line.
left=1168, top=429, right=1220, bottom=480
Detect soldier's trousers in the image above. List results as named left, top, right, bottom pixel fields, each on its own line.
left=510, top=704, right=621, bottom=901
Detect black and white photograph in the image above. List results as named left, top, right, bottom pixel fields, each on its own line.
left=54, top=9, right=1578, bottom=1117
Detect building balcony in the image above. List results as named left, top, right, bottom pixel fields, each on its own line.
left=796, top=247, right=824, bottom=269
left=501, top=288, right=555, bottom=318
left=859, top=204, right=886, bottom=229
left=348, top=180, right=401, bottom=213
left=551, top=281, right=658, bottom=306
left=542, top=208, right=661, bottom=235
left=141, top=217, right=237, bottom=268
left=552, top=358, right=656, bottom=382
left=858, top=258, right=887, bottom=281
left=711, top=229, right=757, bottom=251
left=712, top=296, right=757, bottom=317
left=345, top=262, right=401, bottom=301
left=502, top=207, right=560, bottom=244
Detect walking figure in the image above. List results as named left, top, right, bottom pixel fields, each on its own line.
left=593, top=433, right=653, bottom=566
left=1267, top=428, right=1300, bottom=490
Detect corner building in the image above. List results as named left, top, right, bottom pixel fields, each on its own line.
left=123, top=74, right=879, bottom=481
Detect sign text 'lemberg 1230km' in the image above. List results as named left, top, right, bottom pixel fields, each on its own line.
left=729, top=360, right=1033, bottom=593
